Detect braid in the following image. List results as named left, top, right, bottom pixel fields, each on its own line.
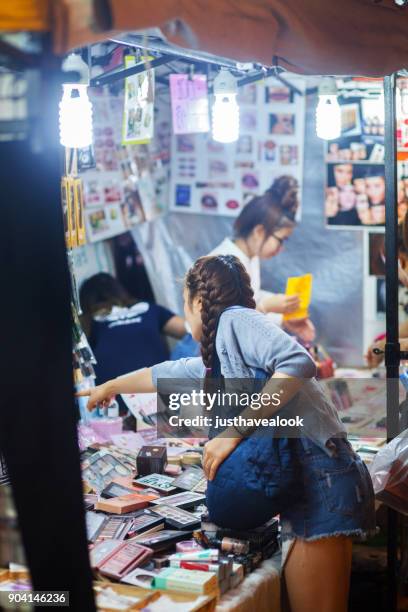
left=185, top=255, right=256, bottom=373
left=199, top=276, right=224, bottom=369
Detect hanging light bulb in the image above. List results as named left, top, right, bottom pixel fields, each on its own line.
left=316, top=77, right=341, bottom=140
left=59, top=54, right=93, bottom=148
left=212, top=68, right=239, bottom=143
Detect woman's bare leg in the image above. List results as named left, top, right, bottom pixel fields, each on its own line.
left=283, top=536, right=353, bottom=612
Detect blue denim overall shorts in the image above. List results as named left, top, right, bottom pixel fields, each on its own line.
left=206, top=352, right=376, bottom=541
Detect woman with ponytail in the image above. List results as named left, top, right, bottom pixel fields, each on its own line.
left=210, top=175, right=315, bottom=342
left=80, top=254, right=375, bottom=612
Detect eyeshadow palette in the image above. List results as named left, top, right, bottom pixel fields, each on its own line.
left=150, top=505, right=201, bottom=530
left=128, top=510, right=166, bottom=537
left=134, top=473, right=177, bottom=493
left=133, top=530, right=193, bottom=552
left=172, top=467, right=204, bottom=492
left=96, top=516, right=134, bottom=542
left=95, top=491, right=159, bottom=515
left=192, top=477, right=207, bottom=494
left=101, top=483, right=137, bottom=499
left=90, top=539, right=122, bottom=569
left=150, top=491, right=206, bottom=510
left=86, top=511, right=107, bottom=543
left=98, top=541, right=153, bottom=580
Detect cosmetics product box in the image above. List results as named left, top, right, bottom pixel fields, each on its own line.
left=220, top=576, right=231, bottom=595
left=169, top=550, right=220, bottom=563
left=99, top=541, right=153, bottom=580
left=230, top=563, right=244, bottom=588
left=215, top=518, right=279, bottom=550
left=134, top=473, right=177, bottom=494
left=101, top=482, right=137, bottom=499
left=96, top=516, right=134, bottom=542
left=153, top=567, right=218, bottom=595
left=90, top=539, right=123, bottom=569
left=172, top=467, right=204, bottom=491
left=137, top=446, right=167, bottom=476
left=169, top=560, right=222, bottom=578
left=149, top=505, right=201, bottom=530
left=128, top=510, right=165, bottom=537
left=150, top=491, right=206, bottom=510
left=132, top=530, right=193, bottom=553
left=95, top=492, right=158, bottom=515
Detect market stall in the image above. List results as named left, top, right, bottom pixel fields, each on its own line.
left=1, top=4, right=408, bottom=612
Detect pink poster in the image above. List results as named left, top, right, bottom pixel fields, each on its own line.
left=170, top=74, right=210, bottom=135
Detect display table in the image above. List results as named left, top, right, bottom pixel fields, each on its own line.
left=217, top=554, right=281, bottom=612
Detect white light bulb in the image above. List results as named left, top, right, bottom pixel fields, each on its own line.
left=316, top=95, right=341, bottom=140
left=211, top=68, right=240, bottom=143
left=212, top=93, right=240, bottom=143
left=59, top=84, right=93, bottom=148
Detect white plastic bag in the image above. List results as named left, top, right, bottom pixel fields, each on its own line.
left=369, top=428, right=408, bottom=515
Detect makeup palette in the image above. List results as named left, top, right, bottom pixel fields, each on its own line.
left=86, top=511, right=107, bottom=543
left=134, top=473, right=177, bottom=493
left=172, top=467, right=204, bottom=491
left=91, top=539, right=153, bottom=580
left=149, top=505, right=201, bottom=530
left=96, top=516, right=134, bottom=542
left=101, top=482, right=137, bottom=499
left=99, top=541, right=153, bottom=580
left=127, top=510, right=165, bottom=537
left=95, top=491, right=159, bottom=515
left=150, top=491, right=206, bottom=510
left=133, top=530, right=193, bottom=552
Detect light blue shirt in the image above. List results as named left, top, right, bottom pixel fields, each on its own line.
left=152, top=306, right=346, bottom=450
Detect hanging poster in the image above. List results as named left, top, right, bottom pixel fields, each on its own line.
left=169, top=75, right=306, bottom=218
left=325, top=78, right=408, bottom=229
left=170, top=74, right=210, bottom=134
left=122, top=55, right=155, bottom=145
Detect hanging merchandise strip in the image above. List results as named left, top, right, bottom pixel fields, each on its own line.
left=169, top=74, right=306, bottom=218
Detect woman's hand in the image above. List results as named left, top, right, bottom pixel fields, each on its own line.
left=283, top=317, right=316, bottom=343
left=76, top=381, right=117, bottom=411
left=260, top=293, right=300, bottom=315
left=203, top=435, right=242, bottom=481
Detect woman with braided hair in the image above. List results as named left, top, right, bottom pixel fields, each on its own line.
left=210, top=175, right=315, bottom=343
left=79, top=254, right=375, bottom=612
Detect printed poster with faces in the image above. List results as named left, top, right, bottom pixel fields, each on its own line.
left=324, top=78, right=408, bottom=230
left=81, top=85, right=171, bottom=243
left=169, top=75, right=306, bottom=217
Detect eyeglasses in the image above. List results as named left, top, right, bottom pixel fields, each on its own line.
left=272, top=233, right=289, bottom=246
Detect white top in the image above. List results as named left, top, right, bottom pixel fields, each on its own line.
left=209, top=237, right=283, bottom=325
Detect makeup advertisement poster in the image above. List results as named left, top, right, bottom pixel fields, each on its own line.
left=325, top=78, right=408, bottom=229
left=169, top=75, right=306, bottom=217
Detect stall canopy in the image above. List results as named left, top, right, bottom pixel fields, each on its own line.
left=2, top=0, right=407, bottom=76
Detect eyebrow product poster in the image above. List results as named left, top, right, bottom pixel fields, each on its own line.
left=169, top=75, right=306, bottom=218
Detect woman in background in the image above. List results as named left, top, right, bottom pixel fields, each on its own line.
left=210, top=175, right=315, bottom=343
left=80, top=273, right=186, bottom=385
